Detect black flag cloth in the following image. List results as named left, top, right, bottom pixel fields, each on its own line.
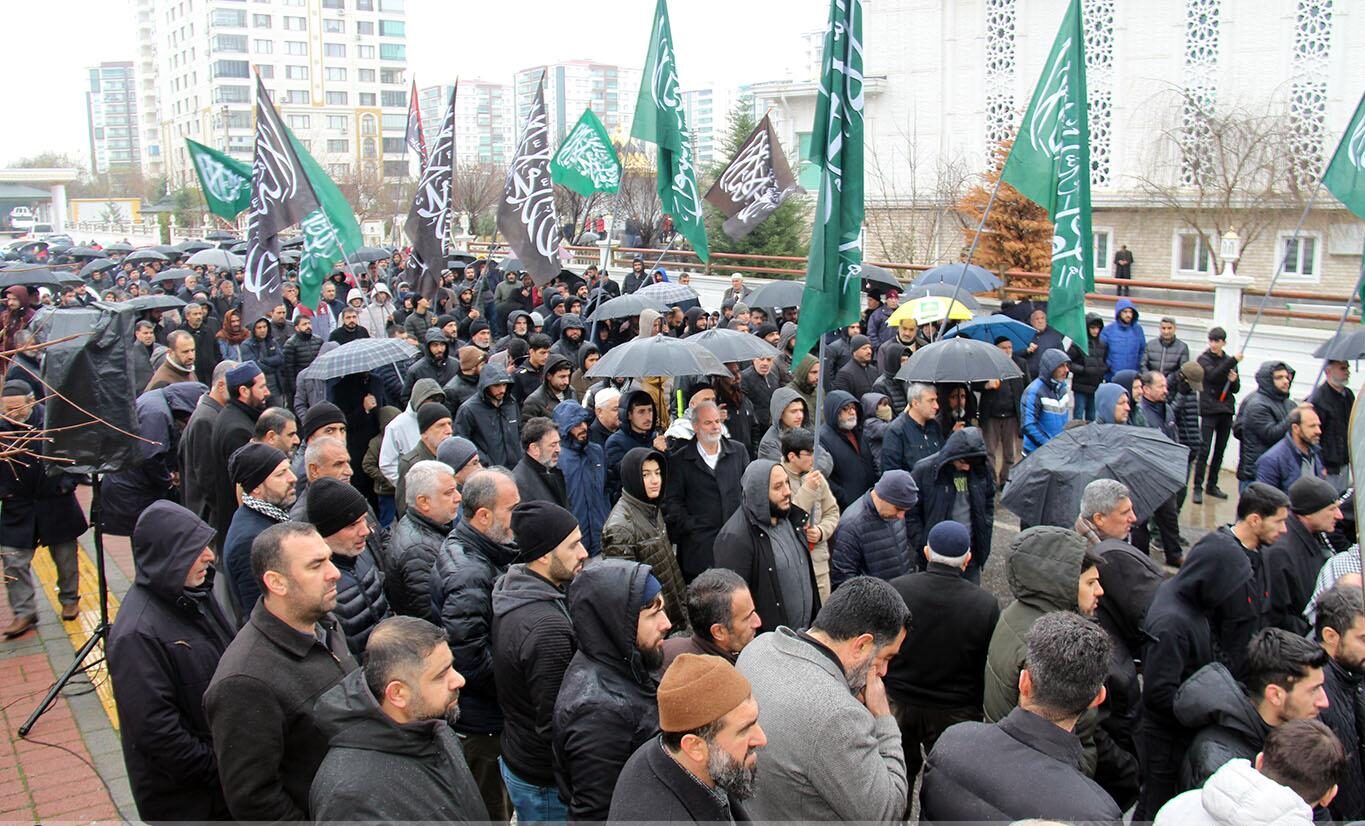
left=244, top=74, right=320, bottom=322
left=496, top=72, right=560, bottom=286
left=703, top=114, right=800, bottom=241
left=405, top=85, right=456, bottom=302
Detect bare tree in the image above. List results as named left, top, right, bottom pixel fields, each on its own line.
left=612, top=170, right=662, bottom=249
left=864, top=120, right=972, bottom=264
left=451, top=163, right=502, bottom=238
left=554, top=188, right=608, bottom=245
left=1135, top=88, right=1309, bottom=272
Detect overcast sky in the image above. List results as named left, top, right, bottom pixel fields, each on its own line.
left=0, top=0, right=826, bottom=169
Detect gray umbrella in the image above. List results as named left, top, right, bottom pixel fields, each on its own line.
left=636, top=281, right=700, bottom=306
left=1314, top=329, right=1365, bottom=361
left=587, top=293, right=668, bottom=323
left=745, top=280, right=805, bottom=310
left=896, top=337, right=1023, bottom=384
left=187, top=248, right=244, bottom=270
left=79, top=258, right=119, bottom=278
left=352, top=246, right=392, bottom=263
left=176, top=240, right=214, bottom=253
left=125, top=248, right=170, bottom=264
left=685, top=328, right=780, bottom=363
left=902, top=283, right=983, bottom=310
left=101, top=242, right=134, bottom=254
left=585, top=334, right=730, bottom=379
left=913, top=262, right=1003, bottom=293
left=861, top=263, right=902, bottom=290
left=1001, top=424, right=1190, bottom=525
left=120, top=295, right=188, bottom=312
left=299, top=337, right=419, bottom=381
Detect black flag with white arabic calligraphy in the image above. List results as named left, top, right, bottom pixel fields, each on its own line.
left=703, top=114, right=800, bottom=241
left=405, top=84, right=456, bottom=302
left=244, top=74, right=320, bottom=323
left=496, top=72, right=561, bottom=287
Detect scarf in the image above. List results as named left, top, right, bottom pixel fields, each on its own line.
left=242, top=493, right=291, bottom=523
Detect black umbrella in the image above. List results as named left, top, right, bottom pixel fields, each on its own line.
left=449, top=252, right=477, bottom=265
left=102, top=294, right=187, bottom=312
left=556, top=269, right=586, bottom=291
left=176, top=239, right=214, bottom=253
left=896, top=337, right=1023, bottom=384
left=153, top=267, right=197, bottom=286
left=913, top=262, right=1003, bottom=293
left=65, top=246, right=104, bottom=260
left=745, top=280, right=805, bottom=309
left=228, top=242, right=248, bottom=254
left=586, top=293, right=668, bottom=323
left=1314, top=329, right=1365, bottom=361
left=586, top=334, right=730, bottom=379
left=279, top=249, right=301, bottom=265
left=79, top=258, right=119, bottom=278
left=0, top=268, right=68, bottom=289
left=686, top=328, right=780, bottom=363
left=280, top=236, right=306, bottom=249
left=352, top=246, right=391, bottom=263
left=102, top=242, right=134, bottom=254
left=861, top=263, right=902, bottom=291
left=205, top=230, right=238, bottom=241
left=501, top=257, right=525, bottom=272
left=902, top=283, right=983, bottom=311
left=125, top=248, right=170, bottom=264
left=1001, top=424, right=1190, bottom=526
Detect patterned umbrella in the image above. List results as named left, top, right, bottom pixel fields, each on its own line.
left=299, top=338, right=419, bottom=381
left=635, top=281, right=700, bottom=307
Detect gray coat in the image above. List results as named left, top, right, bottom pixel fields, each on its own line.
left=736, top=627, right=908, bottom=822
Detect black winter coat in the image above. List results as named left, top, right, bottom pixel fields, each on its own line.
left=101, top=383, right=204, bottom=536
left=222, top=504, right=286, bottom=617
left=1174, top=662, right=1269, bottom=791
left=309, top=669, right=488, bottom=823
left=817, top=389, right=877, bottom=511
left=830, top=490, right=912, bottom=588
left=404, top=330, right=460, bottom=401
left=886, top=563, right=1000, bottom=710
left=452, top=365, right=522, bottom=469
left=178, top=395, right=222, bottom=525
left=330, top=547, right=390, bottom=657
left=385, top=509, right=451, bottom=621
left=609, top=735, right=751, bottom=823
left=662, top=436, right=749, bottom=581
left=1321, top=658, right=1365, bottom=822
left=512, top=453, right=569, bottom=507
left=741, top=365, right=781, bottom=432
left=1197, top=348, right=1241, bottom=416
left=210, top=399, right=262, bottom=540
left=833, top=357, right=877, bottom=400
left=179, top=319, right=221, bottom=385
left=107, top=502, right=233, bottom=823
left=1236, top=361, right=1295, bottom=480
left=1198, top=527, right=1272, bottom=679
left=281, top=331, right=322, bottom=398
left=241, top=332, right=284, bottom=398
left=0, top=407, right=87, bottom=549
left=491, top=565, right=576, bottom=788
left=431, top=520, right=518, bottom=735
left=203, top=601, right=358, bottom=822
left=553, top=559, right=661, bottom=822
left=443, top=369, right=482, bottom=414
left=907, top=427, right=995, bottom=570
left=1310, top=380, right=1355, bottom=472
left=873, top=342, right=908, bottom=416
left=1263, top=516, right=1335, bottom=636
left=1068, top=319, right=1108, bottom=394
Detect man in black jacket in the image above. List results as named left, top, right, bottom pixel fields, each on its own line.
left=209, top=362, right=269, bottom=543
left=404, top=328, right=459, bottom=401
left=906, top=426, right=994, bottom=583
left=714, top=460, right=819, bottom=635
left=492, top=501, right=588, bottom=823
left=818, top=389, right=878, bottom=511
left=430, top=468, right=520, bottom=822
left=1311, top=359, right=1355, bottom=491
left=281, top=312, right=322, bottom=405
left=1265, top=476, right=1342, bottom=635
left=1237, top=360, right=1298, bottom=490
left=309, top=617, right=488, bottom=823
left=979, top=337, right=1025, bottom=489
left=179, top=301, right=221, bottom=384
left=452, top=365, right=521, bottom=469
left=833, top=334, right=877, bottom=399
left=204, top=522, right=358, bottom=822
left=108, top=501, right=233, bottom=823
left=663, top=401, right=749, bottom=581
left=385, top=460, right=460, bottom=621
left=1195, top=327, right=1241, bottom=499
left=921, top=612, right=1121, bottom=824
left=511, top=416, right=567, bottom=507
left=179, top=361, right=232, bottom=529
left=520, top=352, right=575, bottom=420
left=1315, top=583, right=1365, bottom=822
left=886, top=521, right=1000, bottom=789
left=553, top=559, right=672, bottom=821
left=306, top=478, right=392, bottom=656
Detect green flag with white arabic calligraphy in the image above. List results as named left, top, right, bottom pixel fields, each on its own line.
left=1000, top=0, right=1092, bottom=353
left=285, top=129, right=363, bottom=309
left=186, top=139, right=251, bottom=221
left=631, top=0, right=708, bottom=261
left=792, top=0, right=865, bottom=361
left=1323, top=90, right=1365, bottom=222
left=552, top=108, right=621, bottom=197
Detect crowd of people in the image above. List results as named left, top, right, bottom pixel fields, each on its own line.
left=0, top=241, right=1360, bottom=824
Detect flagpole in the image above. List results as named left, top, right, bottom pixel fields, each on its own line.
left=1310, top=235, right=1365, bottom=390
left=935, top=173, right=1006, bottom=342
left=814, top=335, right=827, bottom=440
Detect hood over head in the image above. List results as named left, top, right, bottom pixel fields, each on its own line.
left=932, top=426, right=988, bottom=472
left=792, top=354, right=819, bottom=394
left=879, top=341, right=906, bottom=378
left=1039, top=347, right=1070, bottom=380
left=1173, top=662, right=1268, bottom=744
left=577, top=342, right=599, bottom=370
left=477, top=365, right=514, bottom=397
left=637, top=307, right=661, bottom=339
left=1255, top=360, right=1293, bottom=399
left=424, top=326, right=450, bottom=352
left=740, top=459, right=783, bottom=524
left=409, top=377, right=445, bottom=412
left=552, top=399, right=594, bottom=438
left=543, top=353, right=572, bottom=383
left=823, top=388, right=859, bottom=428
left=505, top=309, right=530, bottom=331
left=568, top=557, right=657, bottom=683
left=861, top=391, right=890, bottom=418
left=768, top=385, right=806, bottom=431
left=1114, top=297, right=1140, bottom=324
left=1171, top=532, right=1254, bottom=610
left=621, top=447, right=666, bottom=503
left=346, top=287, right=366, bottom=305
left=777, top=322, right=799, bottom=353
left=1112, top=369, right=1140, bottom=405
left=1086, top=312, right=1104, bottom=332
left=1005, top=525, right=1090, bottom=612
left=1093, top=540, right=1165, bottom=649
left=619, top=389, right=656, bottom=434
left=131, top=500, right=217, bottom=602
left=160, top=381, right=209, bottom=418
left=1095, top=383, right=1129, bottom=424
left=560, top=312, right=586, bottom=332
left=314, top=668, right=445, bottom=757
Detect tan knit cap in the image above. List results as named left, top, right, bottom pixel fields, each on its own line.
left=657, top=654, right=752, bottom=733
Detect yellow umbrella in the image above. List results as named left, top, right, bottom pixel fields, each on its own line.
left=888, top=296, right=975, bottom=325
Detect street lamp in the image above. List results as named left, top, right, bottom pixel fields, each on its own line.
left=1219, top=229, right=1240, bottom=277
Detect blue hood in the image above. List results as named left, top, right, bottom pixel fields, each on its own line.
left=1113, top=298, right=1139, bottom=325
left=1039, top=348, right=1070, bottom=379
left=1095, top=383, right=1128, bottom=424
left=552, top=399, right=594, bottom=437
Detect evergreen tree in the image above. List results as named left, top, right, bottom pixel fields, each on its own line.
left=955, top=139, right=1051, bottom=274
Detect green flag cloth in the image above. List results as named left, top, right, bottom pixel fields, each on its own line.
left=286, top=129, right=363, bottom=309
left=792, top=0, right=866, bottom=362
left=1323, top=90, right=1365, bottom=222
left=552, top=108, right=622, bottom=197
left=1000, top=0, right=1092, bottom=353
left=631, top=0, right=708, bottom=261
left=186, top=139, right=251, bottom=221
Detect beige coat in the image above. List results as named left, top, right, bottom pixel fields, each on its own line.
left=782, top=460, right=839, bottom=601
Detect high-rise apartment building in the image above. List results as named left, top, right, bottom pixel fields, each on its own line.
left=513, top=61, right=641, bottom=146
left=86, top=62, right=142, bottom=176
left=417, top=79, right=514, bottom=167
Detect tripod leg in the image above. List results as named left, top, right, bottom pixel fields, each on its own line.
left=18, top=623, right=107, bottom=737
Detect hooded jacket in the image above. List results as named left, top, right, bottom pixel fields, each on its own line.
left=1095, top=382, right=1128, bottom=424
left=404, top=328, right=459, bottom=400
left=1070, top=313, right=1109, bottom=394
left=431, top=520, right=519, bottom=735
left=1020, top=348, right=1073, bottom=452
left=378, top=377, right=447, bottom=484
left=242, top=316, right=285, bottom=396
left=605, top=388, right=659, bottom=501
left=756, top=386, right=833, bottom=475
left=357, top=284, right=394, bottom=338
left=662, top=421, right=750, bottom=581
left=100, top=381, right=205, bottom=536
left=861, top=391, right=892, bottom=470
left=1320, top=657, right=1365, bottom=821
left=554, top=400, right=610, bottom=555
left=550, top=313, right=587, bottom=364
left=492, top=564, right=577, bottom=789
left=830, top=489, right=912, bottom=589
left=907, top=427, right=995, bottom=570
left=282, top=324, right=322, bottom=397
left=1153, top=758, right=1315, bottom=826
left=329, top=544, right=390, bottom=657
left=741, top=359, right=783, bottom=431
left=1100, top=298, right=1146, bottom=379
left=714, top=460, right=819, bottom=634
left=309, top=669, right=488, bottom=823
left=602, top=447, right=687, bottom=629
left=553, top=559, right=662, bottom=822
left=983, top=527, right=1100, bottom=776
left=452, top=365, right=521, bottom=468
left=818, top=389, right=878, bottom=510
left=1174, top=663, right=1270, bottom=791
left=522, top=353, right=576, bottom=420
left=1236, top=361, right=1297, bottom=480
left=384, top=507, right=451, bottom=622
left=787, top=353, right=820, bottom=415
left=872, top=341, right=909, bottom=415
left=108, top=501, right=233, bottom=822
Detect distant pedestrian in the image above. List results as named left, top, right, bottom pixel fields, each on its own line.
left=1113, top=245, right=1134, bottom=295
left=1194, top=327, right=1241, bottom=500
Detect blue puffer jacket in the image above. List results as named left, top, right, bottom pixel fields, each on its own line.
left=1099, top=298, right=1146, bottom=379
left=1021, top=349, right=1073, bottom=453
left=553, top=400, right=611, bottom=556
left=829, top=489, right=915, bottom=589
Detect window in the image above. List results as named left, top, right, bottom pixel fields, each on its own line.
left=323, top=19, right=344, bottom=33
left=1091, top=228, right=1113, bottom=277
left=384, top=160, right=408, bottom=177
left=795, top=132, right=820, bottom=190
left=283, top=16, right=306, bottom=31
left=380, top=68, right=403, bottom=84
left=382, top=137, right=404, bottom=153
left=225, top=110, right=251, bottom=129
left=212, top=59, right=250, bottom=79
left=363, top=138, right=377, bottom=158
left=379, top=19, right=404, bottom=36
left=358, top=92, right=376, bottom=106
left=212, top=33, right=248, bottom=52
left=324, top=43, right=346, bottom=58
left=356, top=0, right=374, bottom=9
left=327, top=115, right=350, bottom=131
left=325, top=67, right=347, bottom=81
left=356, top=21, right=374, bottom=35
left=211, top=8, right=246, bottom=26
left=287, top=114, right=311, bottom=130
left=252, top=13, right=271, bottom=27
left=256, top=64, right=274, bottom=78
left=282, top=89, right=310, bottom=104
left=285, top=65, right=308, bottom=80
left=379, top=43, right=405, bottom=61
left=253, top=38, right=273, bottom=53
left=381, top=113, right=406, bottom=130
left=329, top=163, right=350, bottom=177
left=380, top=90, right=406, bottom=108
left=284, top=40, right=306, bottom=55
left=361, top=114, right=377, bottom=135
left=1175, top=232, right=1215, bottom=277
left=358, top=69, right=375, bottom=82
left=214, top=85, right=250, bottom=103
left=327, top=140, right=349, bottom=153
left=378, top=0, right=403, bottom=10
left=356, top=45, right=375, bottom=58
left=1280, top=232, right=1321, bottom=280
left=322, top=0, right=344, bottom=7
